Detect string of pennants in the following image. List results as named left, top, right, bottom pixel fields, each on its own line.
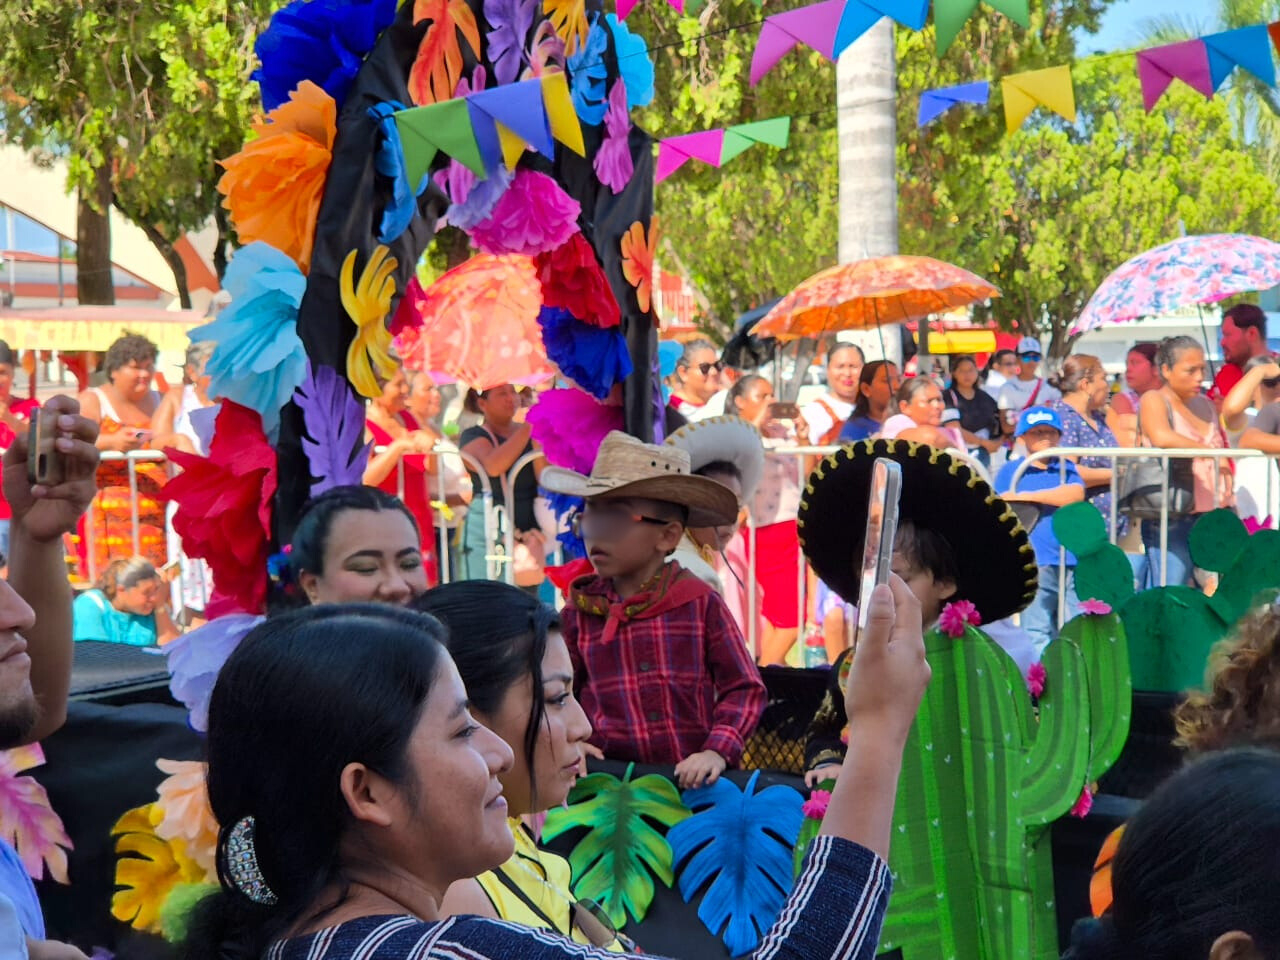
left=917, top=21, right=1280, bottom=133
left=656, top=118, right=791, bottom=181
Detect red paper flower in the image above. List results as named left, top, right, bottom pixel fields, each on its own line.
left=546, top=556, right=594, bottom=599
left=801, top=789, right=831, bottom=819
left=1026, top=662, right=1046, bottom=698
left=535, top=233, right=621, bottom=328
left=162, top=402, right=278, bottom=617
left=938, top=599, right=981, bottom=637
left=1079, top=599, right=1112, bottom=616
left=1069, top=784, right=1095, bottom=819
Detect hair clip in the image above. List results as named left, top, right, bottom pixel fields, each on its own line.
left=223, top=816, right=278, bottom=905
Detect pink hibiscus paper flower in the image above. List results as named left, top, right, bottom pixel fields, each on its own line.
left=801, top=789, right=831, bottom=819
left=1069, top=784, right=1094, bottom=819
left=938, top=599, right=981, bottom=637
left=1079, top=599, right=1112, bottom=615
left=1026, top=662, right=1046, bottom=698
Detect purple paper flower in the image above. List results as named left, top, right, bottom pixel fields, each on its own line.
left=594, top=80, right=634, bottom=194
left=166, top=614, right=265, bottom=732
left=469, top=169, right=582, bottom=255
left=485, top=0, right=538, bottom=86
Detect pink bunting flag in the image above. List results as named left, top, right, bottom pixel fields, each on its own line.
left=1136, top=39, right=1215, bottom=112
left=616, top=0, right=682, bottom=19
left=655, top=130, right=726, bottom=182
left=749, top=0, right=845, bottom=86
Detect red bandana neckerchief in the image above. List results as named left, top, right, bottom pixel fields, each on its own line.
left=569, top=562, right=712, bottom=644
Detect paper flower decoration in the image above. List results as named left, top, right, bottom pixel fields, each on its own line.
left=1026, top=661, right=1046, bottom=699
left=153, top=760, right=219, bottom=877
left=544, top=0, right=590, bottom=56
left=408, top=0, right=482, bottom=106
left=566, top=17, right=608, bottom=125
left=164, top=402, right=278, bottom=617
left=620, top=216, right=659, bottom=314
left=535, top=233, right=621, bottom=328
left=189, top=242, right=308, bottom=442
left=252, top=0, right=397, bottom=111
left=542, top=490, right=587, bottom=558
left=341, top=245, right=400, bottom=399
left=605, top=14, right=655, bottom=109
left=800, top=788, right=831, bottom=819
left=521, top=21, right=567, bottom=81
left=296, top=363, right=373, bottom=496
left=527, top=387, right=624, bottom=474
left=0, top=744, right=71, bottom=884
left=217, top=81, right=336, bottom=275
left=1079, top=599, right=1113, bottom=616
left=369, top=100, right=430, bottom=244
left=485, top=0, right=538, bottom=86
left=537, top=307, right=633, bottom=400
left=111, top=805, right=207, bottom=933
left=594, top=80, right=634, bottom=194
left=469, top=169, right=582, bottom=256
left=165, top=614, right=264, bottom=733
left=1244, top=515, right=1273, bottom=534
left=1069, top=784, right=1094, bottom=819
left=938, top=599, right=981, bottom=637
left=436, top=151, right=513, bottom=232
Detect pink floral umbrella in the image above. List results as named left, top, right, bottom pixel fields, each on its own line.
left=1071, top=234, right=1280, bottom=335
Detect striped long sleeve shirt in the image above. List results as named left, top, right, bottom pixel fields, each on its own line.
left=266, top=836, right=891, bottom=960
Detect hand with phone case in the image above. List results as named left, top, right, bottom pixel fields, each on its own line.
left=4, top=397, right=100, bottom=543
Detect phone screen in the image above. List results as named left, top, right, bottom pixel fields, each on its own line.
left=767, top=402, right=800, bottom=420
left=854, top=458, right=902, bottom=644
left=26, top=408, right=65, bottom=488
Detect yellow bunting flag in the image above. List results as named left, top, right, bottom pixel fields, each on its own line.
left=1000, top=65, right=1076, bottom=135
left=541, top=72, right=585, bottom=156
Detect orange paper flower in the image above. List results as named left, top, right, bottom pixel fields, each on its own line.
left=620, top=215, right=660, bottom=315
left=408, top=0, right=482, bottom=106
left=152, top=759, right=218, bottom=877
left=111, top=804, right=208, bottom=933
left=217, top=80, right=337, bottom=274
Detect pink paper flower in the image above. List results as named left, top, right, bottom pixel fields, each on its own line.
left=469, top=169, right=582, bottom=256
left=801, top=789, right=831, bottom=820
left=1026, top=662, right=1046, bottom=698
left=526, top=388, right=624, bottom=474
left=1080, top=599, right=1112, bottom=616
left=938, top=599, right=981, bottom=637
left=594, top=79, right=633, bottom=194
left=1244, top=515, right=1273, bottom=534
left=1069, top=784, right=1094, bottom=819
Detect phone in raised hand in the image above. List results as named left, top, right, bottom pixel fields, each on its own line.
left=26, top=407, right=66, bottom=488
left=854, top=458, right=902, bottom=648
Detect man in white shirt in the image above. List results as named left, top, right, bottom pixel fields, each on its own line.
left=801, top=343, right=865, bottom=444
left=998, top=336, right=1060, bottom=411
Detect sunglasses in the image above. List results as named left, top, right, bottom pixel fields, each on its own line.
left=683, top=360, right=726, bottom=376
left=1265, top=377, right=1280, bottom=389
left=1019, top=353, right=1042, bottom=362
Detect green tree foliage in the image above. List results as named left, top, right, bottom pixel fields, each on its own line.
left=0, top=0, right=274, bottom=302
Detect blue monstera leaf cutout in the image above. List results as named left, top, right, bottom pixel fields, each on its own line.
left=669, top=772, right=805, bottom=956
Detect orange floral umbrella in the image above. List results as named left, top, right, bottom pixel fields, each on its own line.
left=753, top=255, right=1000, bottom=341
left=394, top=254, right=555, bottom=390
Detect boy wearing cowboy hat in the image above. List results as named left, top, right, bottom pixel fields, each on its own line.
left=541, top=431, right=766, bottom=790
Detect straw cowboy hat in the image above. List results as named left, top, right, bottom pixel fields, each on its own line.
left=799, top=438, right=1038, bottom=622
left=664, top=415, right=766, bottom=503
left=540, top=431, right=739, bottom=528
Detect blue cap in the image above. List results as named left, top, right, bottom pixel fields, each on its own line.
left=1015, top=406, right=1062, bottom=437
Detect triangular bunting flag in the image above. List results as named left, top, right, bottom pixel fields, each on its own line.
left=467, top=100, right=504, bottom=172
left=655, top=130, right=726, bottom=182
left=934, top=0, right=1031, bottom=56
left=1000, top=65, right=1076, bottom=135
left=834, top=0, right=930, bottom=57
left=918, top=80, right=990, bottom=127
left=541, top=73, right=585, bottom=157
left=616, top=0, right=683, bottom=18
left=1136, top=40, right=1215, bottom=111
left=469, top=79, right=555, bottom=166
left=1270, top=21, right=1280, bottom=57
left=749, top=0, right=845, bottom=86
left=1202, top=25, right=1276, bottom=92
left=720, top=117, right=792, bottom=163
left=394, top=99, right=486, bottom=183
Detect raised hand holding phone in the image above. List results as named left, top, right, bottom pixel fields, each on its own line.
left=854, top=458, right=902, bottom=648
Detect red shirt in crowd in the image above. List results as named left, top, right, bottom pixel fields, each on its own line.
left=1212, top=362, right=1245, bottom=402
left=0, top=398, right=40, bottom=521
left=561, top=562, right=766, bottom=766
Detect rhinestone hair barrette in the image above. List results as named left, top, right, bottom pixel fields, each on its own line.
left=223, top=815, right=278, bottom=905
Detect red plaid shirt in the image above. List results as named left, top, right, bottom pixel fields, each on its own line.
left=562, top=563, right=766, bottom=766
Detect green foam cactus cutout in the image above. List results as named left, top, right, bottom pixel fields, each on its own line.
left=1206, top=529, right=1280, bottom=628
left=1187, top=508, right=1249, bottom=572
left=1051, top=502, right=1109, bottom=558
left=1120, top=587, right=1225, bottom=692
left=878, top=612, right=1131, bottom=960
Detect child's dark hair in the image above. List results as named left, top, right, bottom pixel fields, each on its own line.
left=1066, top=748, right=1280, bottom=960
left=183, top=604, right=448, bottom=960
left=289, top=485, right=419, bottom=578
left=412, top=582, right=559, bottom=809
left=893, top=519, right=958, bottom=587
left=695, top=459, right=742, bottom=487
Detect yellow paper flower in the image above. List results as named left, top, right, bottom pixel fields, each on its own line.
left=543, top=0, right=589, bottom=56
left=152, top=759, right=219, bottom=877
left=342, top=245, right=400, bottom=399
left=112, top=804, right=208, bottom=934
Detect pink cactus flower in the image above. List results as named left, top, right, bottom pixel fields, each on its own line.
left=938, top=600, right=981, bottom=637
left=802, top=789, right=831, bottom=819
left=1069, top=785, right=1094, bottom=819
left=1079, top=599, right=1112, bottom=615
left=1026, top=662, right=1046, bottom=698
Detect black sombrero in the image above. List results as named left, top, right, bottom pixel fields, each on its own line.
left=798, top=438, right=1038, bottom=622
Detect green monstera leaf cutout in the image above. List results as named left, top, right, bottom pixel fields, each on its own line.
left=542, top=763, right=690, bottom=928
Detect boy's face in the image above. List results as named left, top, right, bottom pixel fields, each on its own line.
left=889, top=555, right=956, bottom=629
left=580, top=496, right=684, bottom=582
left=1021, top=425, right=1061, bottom=454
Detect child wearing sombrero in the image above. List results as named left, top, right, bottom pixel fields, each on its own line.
left=541, top=431, right=767, bottom=790
left=799, top=438, right=1039, bottom=786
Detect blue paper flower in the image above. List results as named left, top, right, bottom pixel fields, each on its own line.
left=543, top=490, right=586, bottom=559
left=189, top=242, right=309, bottom=442
left=253, top=0, right=397, bottom=111
left=605, top=14, right=655, bottom=110
left=566, top=15, right=609, bottom=126
left=537, top=307, right=633, bottom=400
left=369, top=101, right=430, bottom=244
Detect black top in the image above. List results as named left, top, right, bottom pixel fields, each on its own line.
left=459, top=424, right=538, bottom=532
left=946, top=385, right=999, bottom=437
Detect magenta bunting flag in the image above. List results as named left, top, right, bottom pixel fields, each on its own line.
left=749, top=0, right=845, bottom=86
left=655, top=130, right=726, bottom=182
left=1136, top=39, right=1215, bottom=111
left=616, top=0, right=683, bottom=19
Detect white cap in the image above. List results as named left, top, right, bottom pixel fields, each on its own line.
left=1016, top=336, right=1042, bottom=355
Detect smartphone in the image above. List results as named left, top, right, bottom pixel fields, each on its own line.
left=26, top=407, right=65, bottom=487
left=767, top=401, right=800, bottom=420
left=854, top=458, right=902, bottom=646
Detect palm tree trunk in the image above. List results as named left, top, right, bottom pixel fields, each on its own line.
left=76, top=162, right=115, bottom=305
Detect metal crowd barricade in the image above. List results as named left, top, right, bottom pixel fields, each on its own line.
left=1008, top=446, right=1279, bottom=625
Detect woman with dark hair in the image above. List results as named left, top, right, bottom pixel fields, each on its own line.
left=183, top=580, right=930, bottom=960
left=879, top=378, right=963, bottom=449
left=1050, top=354, right=1123, bottom=533
left=0, top=340, right=40, bottom=560
left=1066, top=748, right=1280, bottom=960
left=982, top=349, right=1020, bottom=399
left=1108, top=343, right=1161, bottom=447
left=289, top=485, right=429, bottom=607
left=945, top=355, right=1001, bottom=465
left=411, top=583, right=615, bottom=947
left=838, top=361, right=901, bottom=442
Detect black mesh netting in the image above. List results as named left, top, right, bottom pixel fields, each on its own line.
left=742, top=665, right=830, bottom=775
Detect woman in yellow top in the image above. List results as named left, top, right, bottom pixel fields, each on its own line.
left=412, top=581, right=628, bottom=951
